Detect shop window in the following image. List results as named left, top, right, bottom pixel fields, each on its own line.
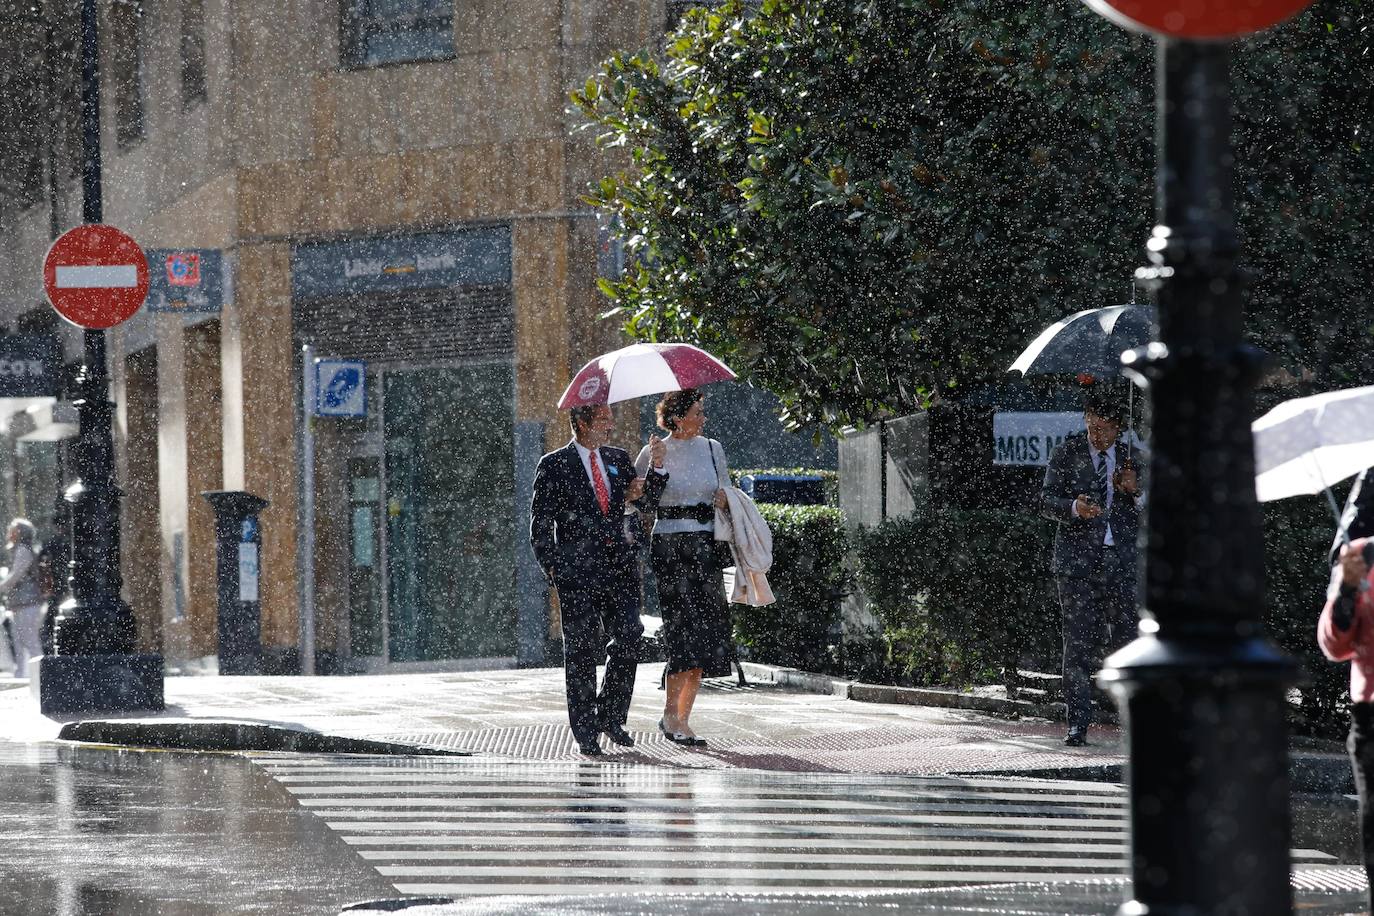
left=109, top=0, right=144, bottom=147
left=340, top=0, right=453, bottom=69
left=181, top=0, right=207, bottom=108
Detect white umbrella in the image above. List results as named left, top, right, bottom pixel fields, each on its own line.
left=1253, top=384, right=1374, bottom=537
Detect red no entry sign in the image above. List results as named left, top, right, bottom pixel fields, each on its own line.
left=1084, top=0, right=1315, bottom=39
left=43, top=224, right=150, bottom=329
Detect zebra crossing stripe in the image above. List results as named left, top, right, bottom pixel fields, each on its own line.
left=251, top=755, right=1338, bottom=897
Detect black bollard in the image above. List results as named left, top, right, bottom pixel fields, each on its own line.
left=203, top=492, right=269, bottom=676
left=1099, top=40, right=1297, bottom=916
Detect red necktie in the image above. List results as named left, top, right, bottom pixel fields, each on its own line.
left=589, top=449, right=610, bottom=516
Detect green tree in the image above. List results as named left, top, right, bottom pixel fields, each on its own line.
left=574, top=0, right=1373, bottom=433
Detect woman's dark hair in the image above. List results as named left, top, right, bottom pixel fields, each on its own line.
left=656, top=388, right=703, bottom=432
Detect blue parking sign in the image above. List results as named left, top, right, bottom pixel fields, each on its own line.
left=313, top=359, right=366, bottom=417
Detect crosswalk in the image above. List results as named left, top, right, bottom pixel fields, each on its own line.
left=253, top=754, right=1342, bottom=898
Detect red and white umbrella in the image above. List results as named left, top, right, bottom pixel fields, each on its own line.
left=557, top=343, right=736, bottom=409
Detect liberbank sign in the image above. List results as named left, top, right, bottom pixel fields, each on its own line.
left=291, top=227, right=512, bottom=299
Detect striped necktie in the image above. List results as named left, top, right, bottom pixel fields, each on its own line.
left=1096, top=449, right=1110, bottom=510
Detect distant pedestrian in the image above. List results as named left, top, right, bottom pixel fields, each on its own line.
left=1040, top=390, right=1144, bottom=746
left=1318, top=536, right=1374, bottom=912
left=0, top=519, right=46, bottom=678
left=530, top=403, right=663, bottom=756
left=635, top=388, right=734, bottom=747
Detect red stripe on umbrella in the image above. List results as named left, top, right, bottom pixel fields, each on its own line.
left=557, top=343, right=736, bottom=409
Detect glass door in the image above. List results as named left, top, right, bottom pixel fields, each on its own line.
left=382, top=363, right=517, bottom=662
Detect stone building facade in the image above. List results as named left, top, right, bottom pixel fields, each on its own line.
left=0, top=0, right=684, bottom=671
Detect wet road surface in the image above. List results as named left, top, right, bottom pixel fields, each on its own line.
left=0, top=741, right=394, bottom=915
left=0, top=740, right=1366, bottom=914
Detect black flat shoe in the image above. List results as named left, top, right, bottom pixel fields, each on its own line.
left=1064, top=726, right=1088, bottom=747
left=658, top=719, right=694, bottom=745
left=577, top=740, right=604, bottom=756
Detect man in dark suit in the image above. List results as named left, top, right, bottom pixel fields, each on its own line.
left=530, top=403, right=666, bottom=756
left=1041, top=390, right=1144, bottom=746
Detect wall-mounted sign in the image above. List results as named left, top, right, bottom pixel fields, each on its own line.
left=993, top=411, right=1145, bottom=466
left=313, top=359, right=367, bottom=418
left=0, top=335, right=62, bottom=398
left=146, top=248, right=226, bottom=313
left=993, top=412, right=1084, bottom=466
left=290, top=227, right=512, bottom=299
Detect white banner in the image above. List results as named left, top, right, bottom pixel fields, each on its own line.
left=993, top=412, right=1086, bottom=466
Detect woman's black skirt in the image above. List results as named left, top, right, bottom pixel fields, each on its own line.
left=651, top=531, right=732, bottom=678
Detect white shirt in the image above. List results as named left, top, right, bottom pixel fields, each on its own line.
left=1071, top=442, right=1143, bottom=547
left=571, top=439, right=605, bottom=492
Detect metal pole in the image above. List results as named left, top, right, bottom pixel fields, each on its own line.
left=51, top=0, right=139, bottom=658
left=300, top=345, right=317, bottom=675
left=1101, top=40, right=1296, bottom=916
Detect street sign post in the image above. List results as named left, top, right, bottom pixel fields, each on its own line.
left=43, top=224, right=149, bottom=329
left=1081, top=1, right=1316, bottom=914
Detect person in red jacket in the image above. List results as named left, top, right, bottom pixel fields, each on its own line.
left=1317, top=536, right=1374, bottom=912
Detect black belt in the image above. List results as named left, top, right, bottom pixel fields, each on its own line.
left=657, top=504, right=714, bottom=523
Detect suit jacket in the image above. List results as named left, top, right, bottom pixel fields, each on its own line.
left=1040, top=433, right=1144, bottom=578
left=529, top=441, right=665, bottom=592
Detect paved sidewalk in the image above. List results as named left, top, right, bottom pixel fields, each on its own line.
left=0, top=664, right=1122, bottom=776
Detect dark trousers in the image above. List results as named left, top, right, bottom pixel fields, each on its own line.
left=1056, top=547, right=1136, bottom=731
left=557, top=572, right=643, bottom=745
left=1350, top=703, right=1374, bottom=914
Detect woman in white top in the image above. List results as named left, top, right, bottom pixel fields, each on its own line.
left=635, top=389, right=732, bottom=746
left=0, top=519, right=45, bottom=678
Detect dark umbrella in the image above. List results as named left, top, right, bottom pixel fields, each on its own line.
left=1009, top=303, right=1157, bottom=459
left=1008, top=304, right=1156, bottom=378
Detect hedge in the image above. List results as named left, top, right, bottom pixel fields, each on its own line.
left=854, top=510, right=1059, bottom=691
left=732, top=503, right=852, bottom=672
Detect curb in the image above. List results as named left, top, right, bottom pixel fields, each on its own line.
left=741, top=662, right=1089, bottom=723
left=740, top=662, right=852, bottom=696
left=57, top=719, right=472, bottom=756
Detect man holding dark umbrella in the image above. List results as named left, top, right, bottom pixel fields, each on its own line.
left=530, top=403, right=667, bottom=756
left=1040, top=388, right=1145, bottom=746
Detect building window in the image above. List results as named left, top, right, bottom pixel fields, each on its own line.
left=340, top=0, right=453, bottom=69
left=180, top=0, right=207, bottom=108
left=109, top=0, right=144, bottom=147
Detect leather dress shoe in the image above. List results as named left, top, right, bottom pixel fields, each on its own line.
left=603, top=725, right=635, bottom=747
left=577, top=739, right=604, bottom=756
left=1064, top=726, right=1088, bottom=747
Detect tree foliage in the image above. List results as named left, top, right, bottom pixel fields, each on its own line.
left=574, top=0, right=1373, bottom=433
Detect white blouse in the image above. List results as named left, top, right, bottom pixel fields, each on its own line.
left=635, top=435, right=728, bottom=534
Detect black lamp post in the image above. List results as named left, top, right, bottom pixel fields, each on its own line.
left=1082, top=0, right=1317, bottom=910
left=32, top=0, right=162, bottom=713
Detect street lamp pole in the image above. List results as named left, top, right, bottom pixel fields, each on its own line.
left=1100, top=39, right=1296, bottom=916
left=35, top=0, right=162, bottom=713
